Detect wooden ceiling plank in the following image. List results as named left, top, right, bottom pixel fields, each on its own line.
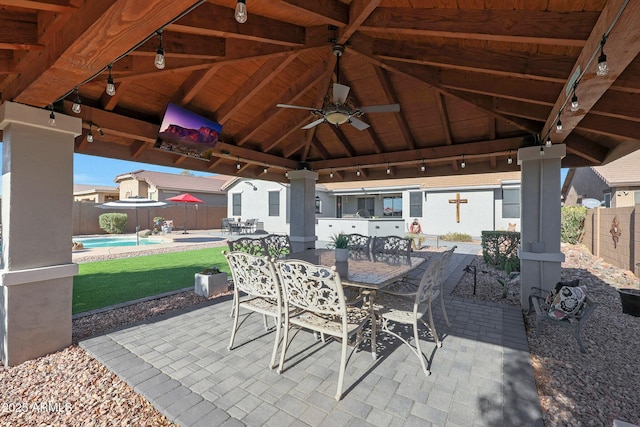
left=0, top=0, right=77, bottom=13
left=173, top=64, right=222, bottom=106
left=170, top=3, right=305, bottom=47
left=206, top=157, right=224, bottom=171
left=0, top=18, right=39, bottom=47
left=374, top=39, right=577, bottom=82
left=373, top=66, right=415, bottom=150
left=577, top=114, right=640, bottom=141
left=310, top=137, right=330, bottom=160
left=280, top=0, right=348, bottom=27
left=266, top=114, right=313, bottom=154
left=362, top=8, right=598, bottom=47
left=215, top=141, right=298, bottom=170
left=329, top=126, right=356, bottom=157
left=7, top=0, right=204, bottom=106
left=236, top=61, right=327, bottom=146
left=217, top=54, right=299, bottom=124
left=130, top=140, right=147, bottom=159
left=542, top=0, right=640, bottom=145
left=131, top=31, right=226, bottom=59
left=564, top=134, right=608, bottom=164
left=435, top=92, right=453, bottom=145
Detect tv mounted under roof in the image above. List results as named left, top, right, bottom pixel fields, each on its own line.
left=154, top=103, right=222, bottom=161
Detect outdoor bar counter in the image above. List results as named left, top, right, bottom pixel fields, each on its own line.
left=316, top=217, right=405, bottom=241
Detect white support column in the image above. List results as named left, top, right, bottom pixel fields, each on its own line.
left=288, top=169, right=318, bottom=253
left=0, top=102, right=81, bottom=366
left=517, top=144, right=566, bottom=309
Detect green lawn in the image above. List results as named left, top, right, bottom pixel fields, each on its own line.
left=73, top=246, right=229, bottom=314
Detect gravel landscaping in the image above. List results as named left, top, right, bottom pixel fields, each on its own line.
left=1, top=242, right=639, bottom=426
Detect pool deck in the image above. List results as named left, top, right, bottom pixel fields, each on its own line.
left=76, top=230, right=544, bottom=426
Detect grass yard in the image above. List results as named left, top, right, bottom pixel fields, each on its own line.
left=73, top=246, right=229, bottom=314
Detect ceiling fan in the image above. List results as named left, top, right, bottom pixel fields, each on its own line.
left=276, top=44, right=400, bottom=131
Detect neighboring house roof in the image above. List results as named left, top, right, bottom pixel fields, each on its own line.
left=114, top=170, right=234, bottom=194
left=590, top=150, right=640, bottom=187
left=73, top=184, right=119, bottom=195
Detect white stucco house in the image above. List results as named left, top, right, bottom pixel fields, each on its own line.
left=222, top=171, right=521, bottom=241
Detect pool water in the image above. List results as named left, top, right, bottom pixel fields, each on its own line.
left=74, top=236, right=163, bottom=248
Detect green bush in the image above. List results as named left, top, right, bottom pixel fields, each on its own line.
left=481, top=230, right=521, bottom=272
left=439, top=232, right=473, bottom=242
left=561, top=206, right=588, bottom=244
left=98, top=213, right=128, bottom=234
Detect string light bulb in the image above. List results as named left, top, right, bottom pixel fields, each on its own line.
left=87, top=124, right=94, bottom=143
left=285, top=170, right=288, bottom=178
left=72, top=87, right=81, bottom=114
left=597, top=36, right=608, bottom=77
left=356, top=168, right=361, bottom=177
left=329, top=168, right=333, bottom=178
left=507, top=150, right=513, bottom=165
left=235, top=0, right=247, bottom=23
left=236, top=157, right=241, bottom=170
left=556, top=118, right=563, bottom=133
left=540, top=145, right=545, bottom=156
left=154, top=31, right=165, bottom=70
left=386, top=163, right=391, bottom=175
left=461, top=155, right=466, bottom=169
left=570, top=84, right=579, bottom=112
left=420, top=161, right=426, bottom=172
left=263, top=165, right=268, bottom=174
left=546, top=135, right=552, bottom=147
left=48, top=108, right=56, bottom=126
left=106, top=64, right=116, bottom=96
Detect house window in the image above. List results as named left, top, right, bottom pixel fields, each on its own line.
left=409, top=192, right=422, bottom=217
left=268, top=191, right=279, bottom=216
left=232, top=193, right=241, bottom=216
left=603, top=193, right=611, bottom=207
left=315, top=196, right=322, bottom=214
left=502, top=187, right=520, bottom=218
left=383, top=196, right=402, bottom=217
left=634, top=191, right=640, bottom=205
left=357, top=198, right=375, bottom=217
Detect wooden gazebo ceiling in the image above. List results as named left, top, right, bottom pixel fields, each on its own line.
left=1, top=0, right=640, bottom=183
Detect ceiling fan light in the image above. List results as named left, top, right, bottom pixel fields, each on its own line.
left=325, top=111, right=350, bottom=126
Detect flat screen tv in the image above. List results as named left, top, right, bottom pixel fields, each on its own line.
left=154, top=103, right=222, bottom=161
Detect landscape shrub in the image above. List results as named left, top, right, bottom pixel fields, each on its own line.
left=98, top=213, right=128, bottom=234
left=439, top=232, right=473, bottom=242
left=561, top=206, right=588, bottom=244
left=481, top=230, right=521, bottom=272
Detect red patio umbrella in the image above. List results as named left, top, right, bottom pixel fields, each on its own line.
left=166, top=193, right=204, bottom=234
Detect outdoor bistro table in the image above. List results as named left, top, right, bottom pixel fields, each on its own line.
left=286, top=249, right=426, bottom=291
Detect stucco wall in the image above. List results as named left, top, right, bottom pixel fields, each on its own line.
left=582, top=206, right=639, bottom=275
left=423, top=189, right=495, bottom=238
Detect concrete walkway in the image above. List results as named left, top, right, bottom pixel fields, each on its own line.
left=79, top=237, right=543, bottom=426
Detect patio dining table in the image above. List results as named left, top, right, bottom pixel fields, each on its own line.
left=286, top=248, right=425, bottom=291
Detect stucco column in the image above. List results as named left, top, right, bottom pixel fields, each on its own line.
left=517, top=144, right=566, bottom=309
left=0, top=102, right=81, bottom=366
left=288, top=169, right=318, bottom=253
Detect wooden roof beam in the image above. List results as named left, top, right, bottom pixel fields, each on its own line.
left=329, top=126, right=356, bottom=157
left=337, top=0, right=381, bottom=45
left=172, top=64, right=222, bottom=106
left=434, top=92, right=453, bottom=145
left=131, top=31, right=226, bottom=59
left=542, top=0, right=640, bottom=146
left=373, top=66, right=415, bottom=149
left=0, top=1, right=78, bottom=13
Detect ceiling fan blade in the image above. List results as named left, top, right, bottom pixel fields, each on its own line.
left=301, top=118, right=325, bottom=129
left=359, top=103, right=401, bottom=113
left=349, top=117, right=370, bottom=130
left=333, top=83, right=350, bottom=104
left=276, top=103, right=317, bottom=111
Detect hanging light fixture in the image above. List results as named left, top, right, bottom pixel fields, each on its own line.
left=106, top=64, right=116, bottom=96
left=285, top=170, right=289, bottom=178
left=236, top=157, right=241, bottom=170
left=356, top=167, right=361, bottom=177
left=234, top=0, right=247, bottom=23
left=263, top=165, right=268, bottom=174
left=546, top=135, right=552, bottom=147
left=570, top=83, right=579, bottom=112
left=72, top=87, right=81, bottom=114
left=540, top=145, right=545, bottom=156
left=597, top=35, right=608, bottom=77
left=87, top=123, right=94, bottom=143
left=386, top=163, right=391, bottom=175
left=507, top=150, right=513, bottom=165
left=329, top=168, right=334, bottom=178
left=154, top=30, right=165, bottom=70
left=420, top=160, right=426, bottom=172
left=556, top=117, right=563, bottom=133
left=460, top=155, right=466, bottom=169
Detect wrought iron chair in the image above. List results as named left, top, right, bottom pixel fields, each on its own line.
left=274, top=259, right=376, bottom=401
left=261, top=234, right=292, bottom=259
left=346, top=233, right=372, bottom=260
left=383, top=246, right=457, bottom=326
left=228, top=237, right=266, bottom=255
left=374, top=250, right=450, bottom=377
left=371, top=235, right=412, bottom=264
left=224, top=251, right=283, bottom=369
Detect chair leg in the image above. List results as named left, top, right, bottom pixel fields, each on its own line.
left=277, top=318, right=291, bottom=374
left=268, top=316, right=281, bottom=369
left=574, top=326, right=586, bottom=353
left=425, top=304, right=441, bottom=348
left=335, top=333, right=349, bottom=401
left=228, top=300, right=241, bottom=350
left=369, top=314, right=377, bottom=360
left=413, top=319, right=431, bottom=377
left=439, top=291, right=450, bottom=326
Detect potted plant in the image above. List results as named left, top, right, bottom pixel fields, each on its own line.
left=194, top=265, right=228, bottom=298
left=328, top=233, right=350, bottom=262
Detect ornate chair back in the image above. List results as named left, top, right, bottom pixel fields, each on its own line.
left=228, top=237, right=266, bottom=256
left=347, top=233, right=372, bottom=259
left=261, top=234, right=292, bottom=259
left=224, top=251, right=280, bottom=300
left=371, top=235, right=412, bottom=263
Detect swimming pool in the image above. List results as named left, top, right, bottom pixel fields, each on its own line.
left=74, top=236, right=164, bottom=248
